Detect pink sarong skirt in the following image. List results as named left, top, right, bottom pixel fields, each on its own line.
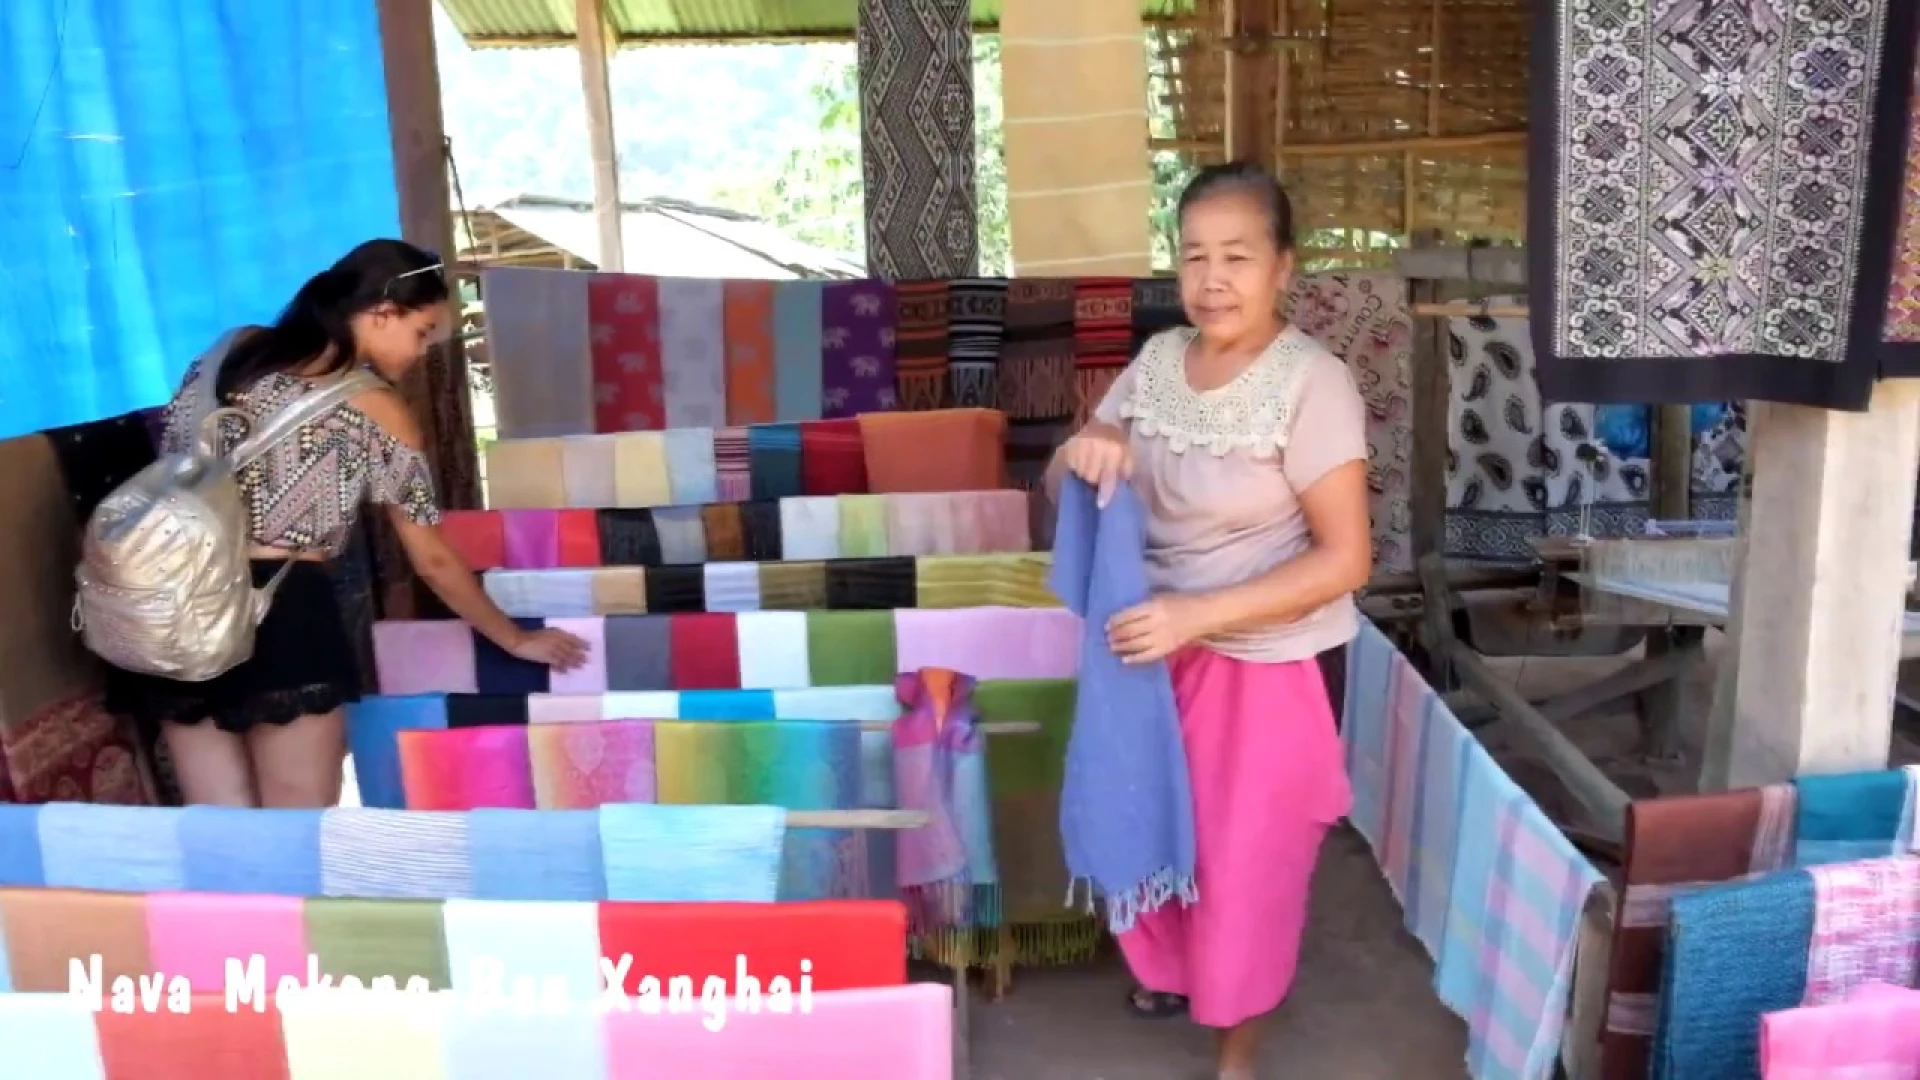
left=1117, top=646, right=1353, bottom=1028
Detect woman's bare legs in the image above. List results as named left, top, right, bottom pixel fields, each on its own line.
left=1218, top=1018, right=1264, bottom=1078
left=162, top=721, right=258, bottom=806
left=248, top=708, right=347, bottom=809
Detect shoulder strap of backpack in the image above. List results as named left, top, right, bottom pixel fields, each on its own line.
left=184, top=330, right=244, bottom=434
left=225, top=369, right=386, bottom=471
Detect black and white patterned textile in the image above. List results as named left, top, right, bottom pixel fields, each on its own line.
left=1445, top=302, right=1745, bottom=562
left=1529, top=0, right=1920, bottom=410
left=856, top=0, right=978, bottom=279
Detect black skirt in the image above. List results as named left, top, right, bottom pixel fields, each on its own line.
left=105, top=560, right=361, bottom=733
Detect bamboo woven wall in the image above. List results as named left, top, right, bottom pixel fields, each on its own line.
left=1150, top=0, right=1528, bottom=268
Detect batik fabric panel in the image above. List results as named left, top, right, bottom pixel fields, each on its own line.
left=1442, top=303, right=1747, bottom=561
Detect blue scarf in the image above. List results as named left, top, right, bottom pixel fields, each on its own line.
left=1050, top=477, right=1199, bottom=931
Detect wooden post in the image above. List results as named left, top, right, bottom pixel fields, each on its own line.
left=1715, top=383, right=1920, bottom=787
left=575, top=0, right=625, bottom=271
left=375, top=0, right=481, bottom=619
left=1638, top=403, right=1697, bottom=760
left=1224, top=0, right=1276, bottom=165
left=1406, top=231, right=1449, bottom=565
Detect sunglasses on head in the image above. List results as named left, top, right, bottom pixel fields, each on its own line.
left=383, top=254, right=445, bottom=300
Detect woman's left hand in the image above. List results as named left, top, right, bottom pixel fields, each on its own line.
left=1107, top=594, right=1211, bottom=665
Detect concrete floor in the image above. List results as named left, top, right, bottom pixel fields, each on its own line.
left=964, top=827, right=1468, bottom=1080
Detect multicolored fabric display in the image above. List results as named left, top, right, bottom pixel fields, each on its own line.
left=342, top=680, right=1089, bottom=970
left=482, top=553, right=1057, bottom=617
left=443, top=491, right=1029, bottom=572
left=1586, top=768, right=1912, bottom=1077
left=491, top=413, right=1035, bottom=509
left=0, top=901, right=931, bottom=1076
left=481, top=268, right=1429, bottom=577
left=0, top=803, right=794, bottom=906
left=371, top=608, right=1079, bottom=697
left=1343, top=620, right=1603, bottom=1080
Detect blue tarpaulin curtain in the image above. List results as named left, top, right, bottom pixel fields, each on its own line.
left=0, top=0, right=401, bottom=440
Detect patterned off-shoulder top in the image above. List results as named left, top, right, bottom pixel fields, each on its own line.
left=159, top=350, right=442, bottom=558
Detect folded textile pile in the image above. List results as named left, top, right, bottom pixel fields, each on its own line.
left=370, top=608, right=1082, bottom=697
left=0, top=982, right=950, bottom=1079
left=439, top=490, right=1032, bottom=571
left=483, top=409, right=1008, bottom=510
left=0, top=802, right=799, bottom=904
left=480, top=552, right=1058, bottom=617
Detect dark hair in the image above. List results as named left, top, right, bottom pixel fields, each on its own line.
left=1175, top=161, right=1297, bottom=252
left=215, top=238, right=450, bottom=400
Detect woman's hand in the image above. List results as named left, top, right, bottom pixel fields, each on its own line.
left=1059, top=422, right=1133, bottom=507
left=1107, top=594, right=1213, bottom=665
left=508, top=626, right=591, bottom=672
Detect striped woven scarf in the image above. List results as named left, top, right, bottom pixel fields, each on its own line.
left=894, top=281, right=952, bottom=410
left=948, top=278, right=1008, bottom=408
left=1073, top=277, right=1133, bottom=423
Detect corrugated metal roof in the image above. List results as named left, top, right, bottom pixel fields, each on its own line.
left=464, top=194, right=866, bottom=278
left=439, top=0, right=1191, bottom=46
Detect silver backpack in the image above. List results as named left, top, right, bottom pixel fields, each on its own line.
left=73, top=338, right=381, bottom=682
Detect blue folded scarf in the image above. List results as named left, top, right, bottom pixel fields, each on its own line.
left=1050, top=476, right=1198, bottom=931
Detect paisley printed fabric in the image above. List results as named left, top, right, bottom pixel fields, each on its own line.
left=1444, top=302, right=1746, bottom=561
left=1533, top=0, right=1918, bottom=409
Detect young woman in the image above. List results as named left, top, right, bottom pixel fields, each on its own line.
left=107, top=239, right=588, bottom=809
left=1054, top=163, right=1370, bottom=1079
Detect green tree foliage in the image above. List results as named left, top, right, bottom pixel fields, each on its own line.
left=733, top=33, right=1189, bottom=275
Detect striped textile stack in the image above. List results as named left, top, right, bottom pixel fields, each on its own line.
left=0, top=802, right=953, bottom=1076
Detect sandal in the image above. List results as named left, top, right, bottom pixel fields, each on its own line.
left=1126, top=987, right=1189, bottom=1018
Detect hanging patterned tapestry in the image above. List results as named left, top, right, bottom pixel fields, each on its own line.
left=1444, top=301, right=1747, bottom=562
left=1532, top=0, right=1920, bottom=409
left=1286, top=274, right=1414, bottom=577
left=856, top=0, right=978, bottom=279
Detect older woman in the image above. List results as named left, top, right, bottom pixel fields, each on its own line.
left=1054, top=162, right=1369, bottom=1079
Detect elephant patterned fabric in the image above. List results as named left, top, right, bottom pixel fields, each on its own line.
left=1444, top=301, right=1746, bottom=562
